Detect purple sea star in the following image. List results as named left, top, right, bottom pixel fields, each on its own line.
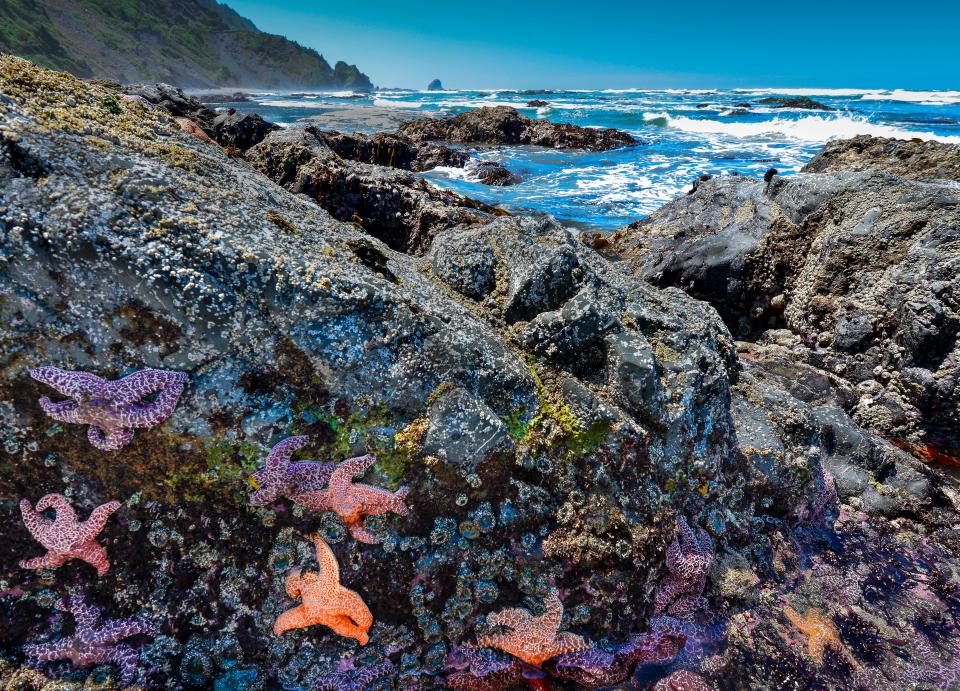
left=19, top=494, right=121, bottom=576
left=446, top=646, right=524, bottom=690
left=24, top=594, right=155, bottom=685
left=654, top=518, right=714, bottom=619
left=30, top=366, right=188, bottom=450
left=249, top=435, right=335, bottom=507
left=316, top=659, right=396, bottom=690
left=543, top=630, right=687, bottom=688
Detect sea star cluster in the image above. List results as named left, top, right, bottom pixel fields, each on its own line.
left=19, top=494, right=121, bottom=576
left=24, top=594, right=154, bottom=685
left=293, top=454, right=410, bottom=544
left=472, top=587, right=589, bottom=667
left=30, top=366, right=187, bottom=450
left=249, top=435, right=335, bottom=506
left=274, top=534, right=374, bottom=644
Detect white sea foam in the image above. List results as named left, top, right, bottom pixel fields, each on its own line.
left=372, top=98, right=422, bottom=108
left=865, top=90, right=960, bottom=106
left=734, top=87, right=883, bottom=97
left=259, top=99, right=334, bottom=108
left=649, top=113, right=960, bottom=143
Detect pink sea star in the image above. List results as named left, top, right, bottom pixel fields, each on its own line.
left=24, top=594, right=155, bottom=685
left=249, top=435, right=335, bottom=507
left=292, top=454, right=409, bottom=544
left=30, top=366, right=188, bottom=450
left=19, top=494, right=121, bottom=576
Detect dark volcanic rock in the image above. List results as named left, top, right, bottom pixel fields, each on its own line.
left=311, top=129, right=469, bottom=171
left=757, top=96, right=835, bottom=111
left=246, top=126, right=503, bottom=253
left=802, top=134, right=960, bottom=181
left=527, top=99, right=550, bottom=107
left=611, top=150, right=960, bottom=452
left=470, top=159, right=521, bottom=186
left=427, top=79, right=444, bottom=91
left=396, top=106, right=638, bottom=151
left=211, top=110, right=279, bottom=152
left=5, top=56, right=960, bottom=691
left=122, top=83, right=278, bottom=152
left=197, top=92, right=254, bottom=104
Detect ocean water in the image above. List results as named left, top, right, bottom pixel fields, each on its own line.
left=220, top=88, right=960, bottom=230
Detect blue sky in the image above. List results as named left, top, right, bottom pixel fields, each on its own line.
left=226, top=1, right=959, bottom=89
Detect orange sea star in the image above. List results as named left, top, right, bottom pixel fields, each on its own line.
left=473, top=587, right=589, bottom=667
left=292, top=454, right=409, bottom=544
left=784, top=605, right=844, bottom=665
left=19, top=494, right=121, bottom=576
left=273, top=534, right=373, bottom=645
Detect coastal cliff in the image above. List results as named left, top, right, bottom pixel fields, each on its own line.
left=2, top=57, right=960, bottom=690
left=0, top=0, right=372, bottom=89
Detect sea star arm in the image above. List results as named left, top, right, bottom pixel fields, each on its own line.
left=71, top=540, right=111, bottom=576
left=23, top=639, right=72, bottom=662
left=30, top=367, right=106, bottom=398
left=555, top=631, right=589, bottom=655
left=109, top=643, right=141, bottom=685
left=486, top=607, right=528, bottom=629
left=290, top=489, right=333, bottom=511
left=325, top=613, right=370, bottom=645
left=37, top=397, right=82, bottom=423
left=34, top=494, right=79, bottom=523
left=120, top=374, right=187, bottom=428
left=268, top=436, right=311, bottom=469
left=96, top=618, right=155, bottom=645
left=19, top=552, right=69, bottom=570
left=284, top=569, right=305, bottom=599
left=274, top=604, right=311, bottom=635
left=311, top=534, right=341, bottom=585
left=79, top=500, right=122, bottom=541
left=87, top=426, right=134, bottom=451
left=106, top=369, right=185, bottom=406
left=67, top=594, right=101, bottom=637
left=346, top=522, right=380, bottom=544
left=328, top=454, right=377, bottom=493
left=19, top=498, right=54, bottom=538
left=540, top=589, right=565, bottom=632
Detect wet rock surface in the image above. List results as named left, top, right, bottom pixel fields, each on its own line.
left=3, top=57, right=960, bottom=691
left=611, top=156, right=960, bottom=454
left=802, top=134, right=960, bottom=181
left=246, top=126, right=503, bottom=254
left=396, top=105, right=639, bottom=151
left=756, top=96, right=835, bottom=111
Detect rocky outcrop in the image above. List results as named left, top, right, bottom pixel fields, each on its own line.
left=397, top=106, right=639, bottom=151
left=757, top=96, right=835, bottom=111
left=611, top=147, right=960, bottom=454
left=310, top=129, right=469, bottom=171
left=121, top=83, right=278, bottom=152
left=4, top=57, right=960, bottom=691
left=427, top=79, right=444, bottom=91
left=802, top=134, right=960, bottom=181
left=246, top=127, right=503, bottom=254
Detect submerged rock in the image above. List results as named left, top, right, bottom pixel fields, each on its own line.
left=397, top=105, right=639, bottom=150
left=757, top=96, right=835, bottom=111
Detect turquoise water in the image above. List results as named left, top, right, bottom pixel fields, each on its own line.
left=221, top=88, right=960, bottom=230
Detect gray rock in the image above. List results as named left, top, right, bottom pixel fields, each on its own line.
left=421, top=388, right=512, bottom=472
